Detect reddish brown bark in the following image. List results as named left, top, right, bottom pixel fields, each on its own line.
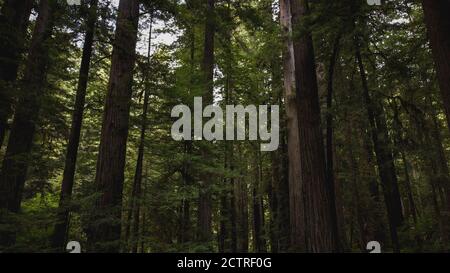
left=290, top=0, right=336, bottom=252
left=197, top=0, right=215, bottom=246
left=88, top=0, right=140, bottom=252
left=280, top=0, right=302, bottom=252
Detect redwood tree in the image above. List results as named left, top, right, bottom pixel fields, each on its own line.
left=280, top=0, right=299, bottom=252
left=289, top=0, right=336, bottom=252
left=197, top=0, right=215, bottom=246
left=87, top=0, right=140, bottom=252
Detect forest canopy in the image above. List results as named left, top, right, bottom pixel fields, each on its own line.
left=0, top=0, right=449, bottom=253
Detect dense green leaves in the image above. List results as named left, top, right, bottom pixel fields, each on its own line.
left=0, top=0, right=449, bottom=253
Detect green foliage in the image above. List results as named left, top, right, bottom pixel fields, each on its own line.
left=1, top=0, right=450, bottom=253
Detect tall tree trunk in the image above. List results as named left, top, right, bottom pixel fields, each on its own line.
left=197, top=0, right=215, bottom=245
left=87, top=0, right=139, bottom=252
left=129, top=12, right=153, bottom=254
left=0, top=0, right=55, bottom=248
left=325, top=33, right=342, bottom=252
left=347, top=130, right=367, bottom=251
left=269, top=51, right=290, bottom=252
left=280, top=0, right=300, bottom=252
left=355, top=44, right=403, bottom=252
left=343, top=75, right=370, bottom=251
left=429, top=102, right=450, bottom=211
left=179, top=3, right=196, bottom=245
left=178, top=31, right=195, bottom=243
left=290, top=0, right=336, bottom=252
left=224, top=0, right=238, bottom=253
left=219, top=18, right=234, bottom=251
left=361, top=122, right=387, bottom=245
left=0, top=0, right=33, bottom=149
left=421, top=0, right=450, bottom=132
left=51, top=0, right=98, bottom=251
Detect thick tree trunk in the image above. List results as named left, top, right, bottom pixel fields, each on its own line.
left=88, top=0, right=139, bottom=252
left=219, top=27, right=234, bottom=251
left=51, top=0, right=98, bottom=251
left=224, top=0, right=238, bottom=253
left=179, top=6, right=196, bottom=245
left=290, top=0, right=336, bottom=252
left=197, top=0, right=215, bottom=246
left=355, top=45, right=403, bottom=252
left=0, top=0, right=33, bottom=149
left=421, top=0, right=450, bottom=132
left=0, top=0, right=55, bottom=248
